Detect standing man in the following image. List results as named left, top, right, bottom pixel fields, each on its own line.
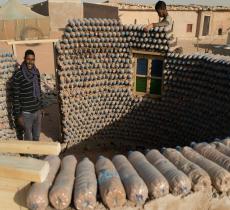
left=13, top=49, right=43, bottom=141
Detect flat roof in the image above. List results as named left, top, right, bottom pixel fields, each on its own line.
left=101, top=2, right=230, bottom=12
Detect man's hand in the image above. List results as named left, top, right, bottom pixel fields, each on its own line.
left=17, top=115, right=24, bottom=129
left=143, top=23, right=157, bottom=32
left=143, top=26, right=149, bottom=32
left=151, top=23, right=157, bottom=28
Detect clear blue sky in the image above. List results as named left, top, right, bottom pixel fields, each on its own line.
left=0, top=0, right=229, bottom=6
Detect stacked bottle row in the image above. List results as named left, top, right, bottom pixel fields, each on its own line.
left=26, top=139, right=230, bottom=210
left=160, top=52, right=230, bottom=144
left=0, top=51, right=17, bottom=140
left=56, top=18, right=175, bottom=55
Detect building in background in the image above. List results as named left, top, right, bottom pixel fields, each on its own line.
left=84, top=1, right=230, bottom=41
left=83, top=2, right=118, bottom=20
left=21, top=0, right=230, bottom=42
left=196, top=7, right=230, bottom=40
left=0, top=0, right=229, bottom=73
left=48, top=0, right=82, bottom=31
left=227, top=31, right=230, bottom=44
left=31, top=0, right=49, bottom=16
left=0, top=0, right=50, bottom=40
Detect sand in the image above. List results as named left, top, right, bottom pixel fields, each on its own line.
left=46, top=191, right=230, bottom=210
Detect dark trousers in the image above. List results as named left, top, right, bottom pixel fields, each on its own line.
left=22, top=110, right=42, bottom=141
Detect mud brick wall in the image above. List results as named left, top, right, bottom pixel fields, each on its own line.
left=0, top=51, right=17, bottom=140
left=56, top=18, right=230, bottom=147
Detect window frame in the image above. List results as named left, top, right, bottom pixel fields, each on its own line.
left=131, top=49, right=165, bottom=98
left=187, top=24, right=193, bottom=33
left=218, top=28, right=223, bottom=35
left=202, top=16, right=211, bottom=36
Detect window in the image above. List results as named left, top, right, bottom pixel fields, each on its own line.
left=134, top=19, right=137, bottom=24
left=187, top=24, right=193, bottom=33
left=218, top=28, right=223, bottom=35
left=132, top=50, right=164, bottom=98
left=202, top=16, right=211, bottom=36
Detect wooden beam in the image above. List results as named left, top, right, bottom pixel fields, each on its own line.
left=0, top=155, right=49, bottom=183
left=0, top=177, right=30, bottom=210
left=0, top=140, right=61, bottom=155
left=7, top=39, right=59, bottom=45
left=12, top=44, right=17, bottom=57
left=131, top=49, right=165, bottom=56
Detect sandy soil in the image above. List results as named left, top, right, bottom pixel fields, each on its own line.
left=40, top=103, right=61, bottom=142
left=45, top=191, right=230, bottom=210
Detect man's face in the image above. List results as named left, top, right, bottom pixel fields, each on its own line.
left=25, top=54, right=35, bottom=70
left=157, top=9, right=165, bottom=18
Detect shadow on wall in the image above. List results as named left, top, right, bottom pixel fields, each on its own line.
left=67, top=94, right=230, bottom=151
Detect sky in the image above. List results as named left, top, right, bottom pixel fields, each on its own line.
left=0, top=0, right=229, bottom=6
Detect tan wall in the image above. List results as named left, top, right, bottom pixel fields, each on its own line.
left=48, top=2, right=83, bottom=31
left=169, top=11, right=198, bottom=39
left=197, top=11, right=230, bottom=40
left=227, top=32, right=230, bottom=44
left=15, top=43, right=56, bottom=75
left=211, top=11, right=230, bottom=37
left=84, top=3, right=118, bottom=19
left=0, top=18, right=50, bottom=41
left=119, top=10, right=158, bottom=25
left=119, top=9, right=230, bottom=41
left=0, top=41, right=12, bottom=52
left=119, top=10, right=198, bottom=39
left=198, top=11, right=214, bottom=39
left=0, top=42, right=55, bottom=74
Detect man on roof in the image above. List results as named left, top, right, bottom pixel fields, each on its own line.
left=144, top=1, right=173, bottom=32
